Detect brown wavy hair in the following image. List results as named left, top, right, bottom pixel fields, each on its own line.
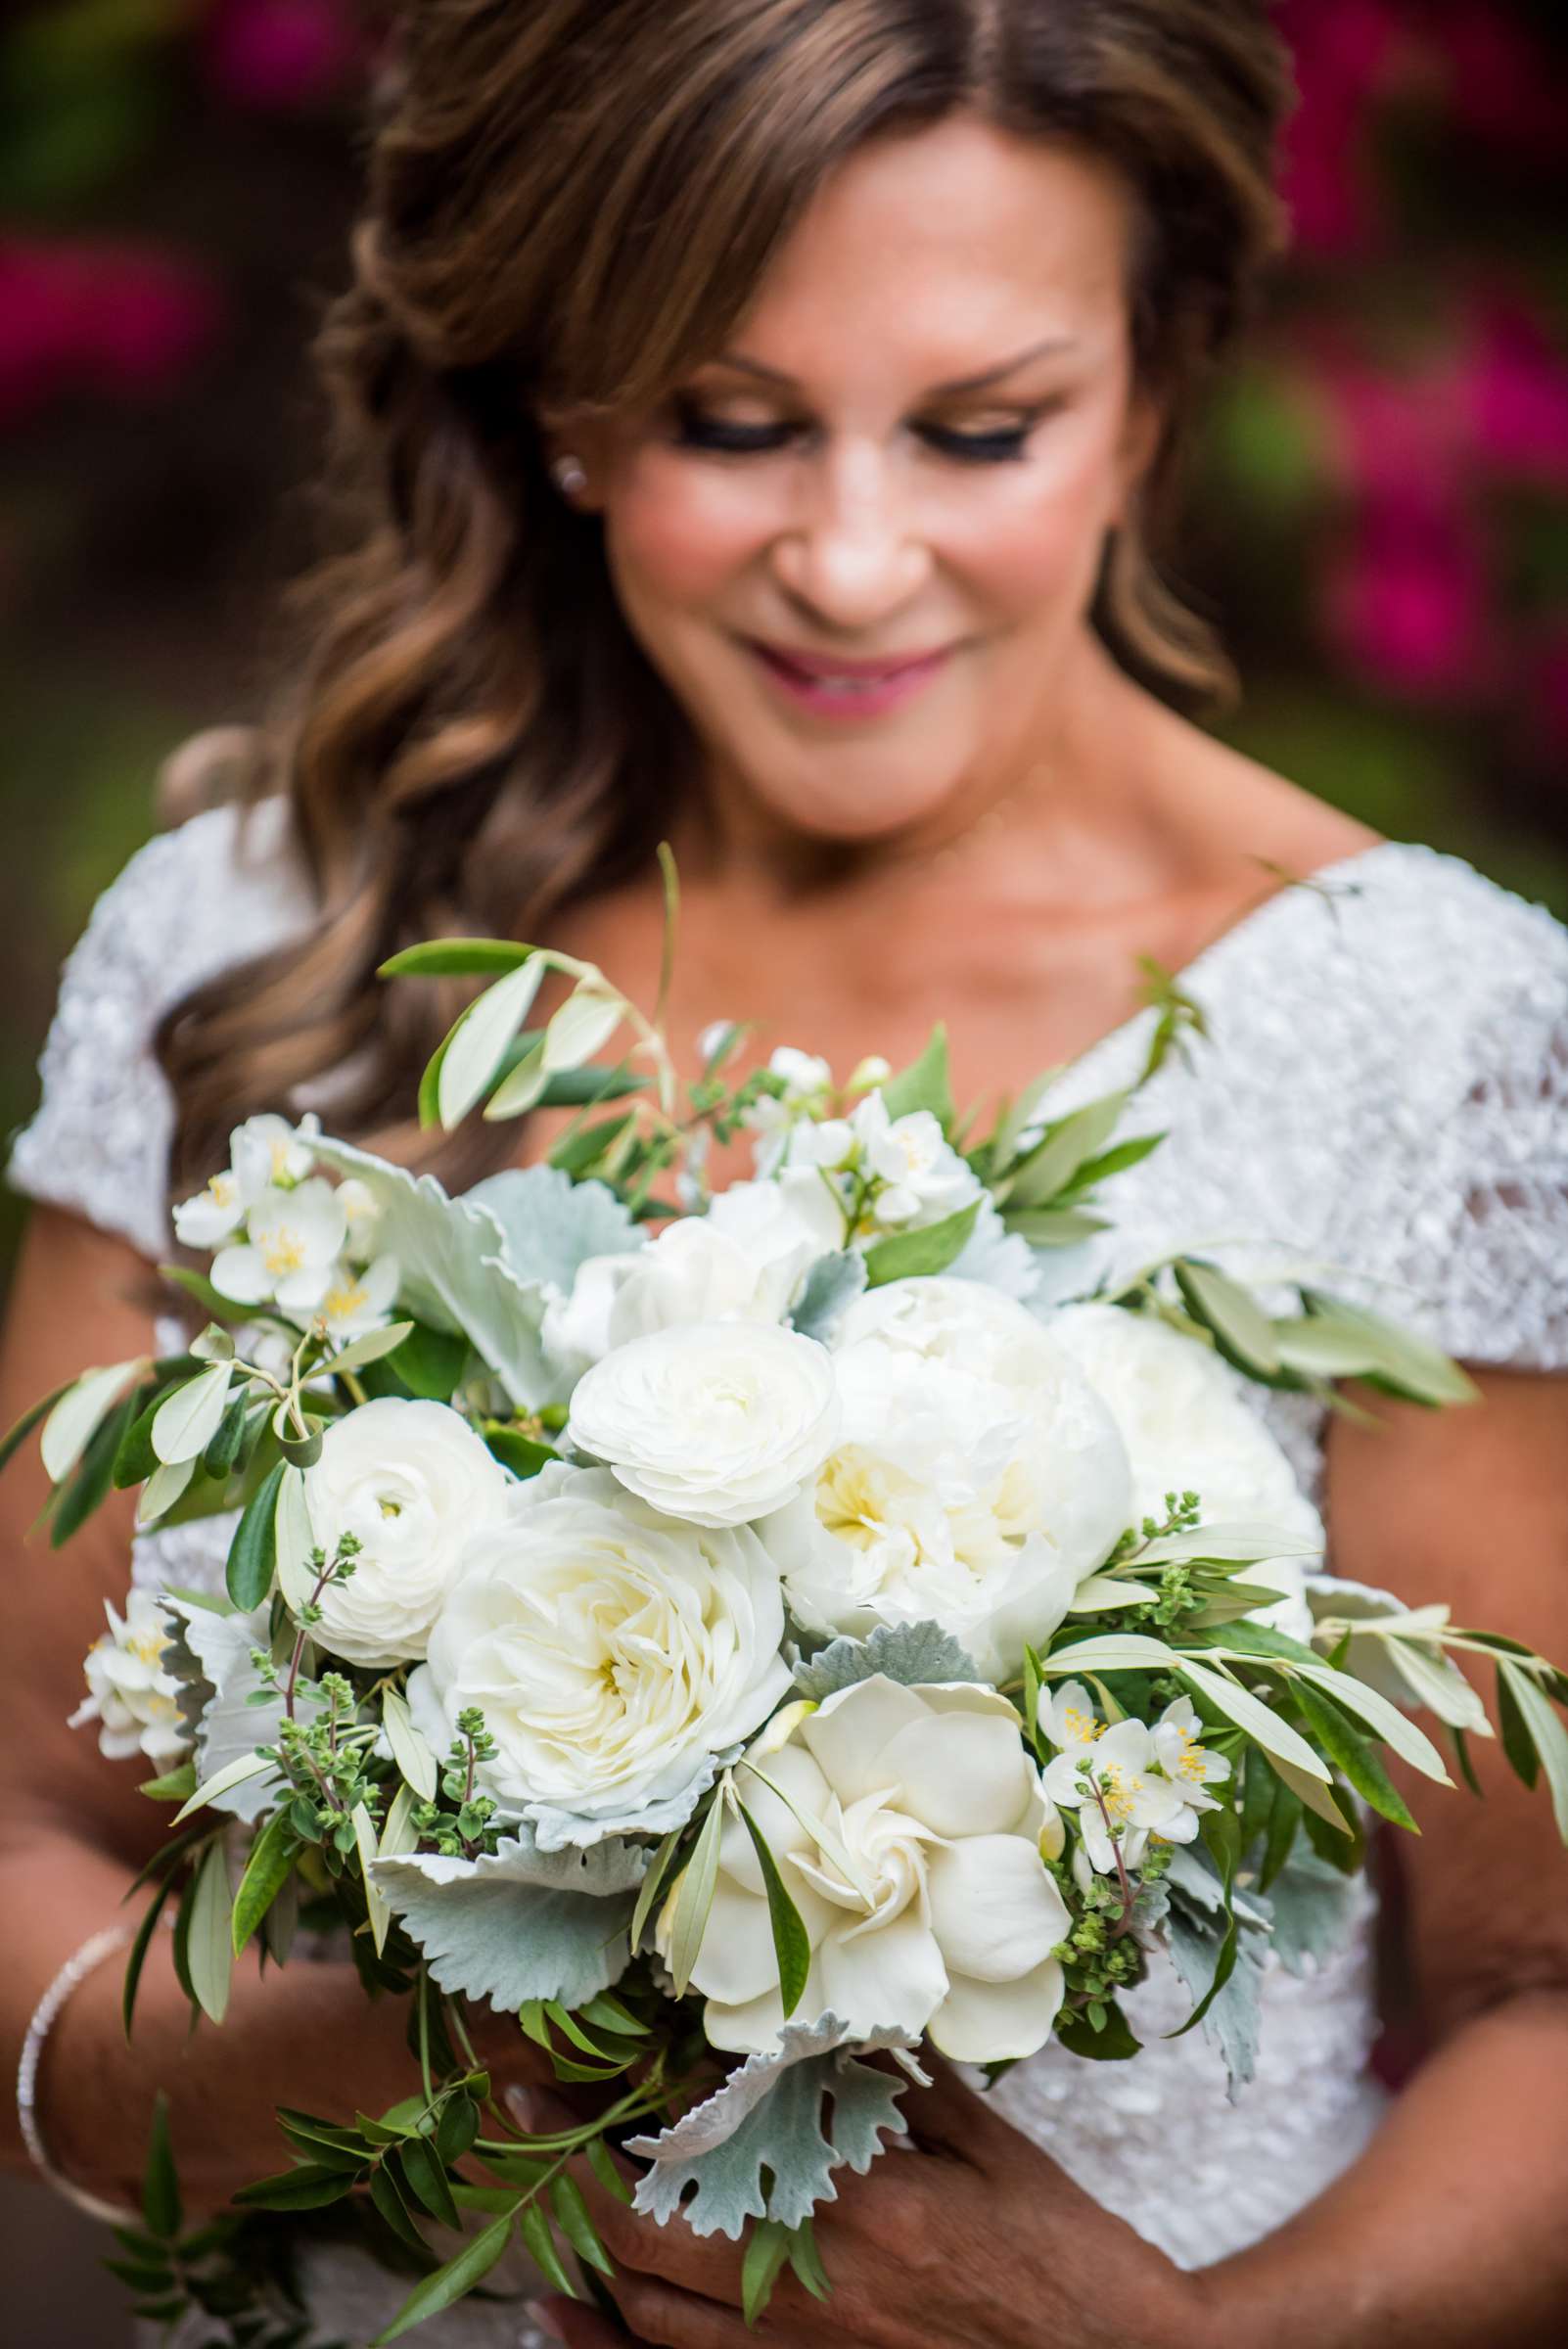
left=159, top=0, right=1297, bottom=1198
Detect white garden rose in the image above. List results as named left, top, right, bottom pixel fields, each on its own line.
left=768, top=1284, right=1131, bottom=1680
left=541, top=1177, right=839, bottom=1375
left=303, top=1398, right=512, bottom=1667
left=1046, top=1303, right=1322, bottom=1637
left=69, top=1589, right=189, bottom=1765
left=674, top=1677, right=1069, bottom=2062
left=406, top=1462, right=792, bottom=1843
left=566, top=1320, right=841, bottom=1529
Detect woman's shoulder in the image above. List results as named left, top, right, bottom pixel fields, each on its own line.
left=8, top=796, right=313, bottom=1260
left=1195, top=839, right=1568, bottom=1104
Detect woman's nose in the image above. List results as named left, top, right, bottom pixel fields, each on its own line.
left=768, top=443, right=931, bottom=633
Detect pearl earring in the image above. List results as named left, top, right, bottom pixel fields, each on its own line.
left=551, top=453, right=588, bottom=499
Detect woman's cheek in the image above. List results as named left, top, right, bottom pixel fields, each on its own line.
left=606, top=446, right=774, bottom=611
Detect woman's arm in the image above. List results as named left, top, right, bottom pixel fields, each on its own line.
left=543, top=1369, right=1568, bottom=2349
left=0, top=1206, right=537, bottom=2213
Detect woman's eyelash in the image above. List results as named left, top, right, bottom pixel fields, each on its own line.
left=669, top=401, right=1050, bottom=465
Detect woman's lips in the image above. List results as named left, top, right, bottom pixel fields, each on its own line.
left=743, top=637, right=952, bottom=719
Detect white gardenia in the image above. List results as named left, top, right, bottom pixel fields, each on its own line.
left=303, top=1398, right=512, bottom=1666
left=407, top=1462, right=792, bottom=1841
left=675, top=1677, right=1070, bottom=2062
left=566, top=1320, right=841, bottom=1529
left=769, top=1284, right=1132, bottom=1681
left=1047, top=1303, right=1323, bottom=1637
left=542, top=1177, right=840, bottom=1374
left=69, top=1589, right=189, bottom=1765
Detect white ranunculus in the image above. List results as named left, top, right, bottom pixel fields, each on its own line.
left=303, top=1398, right=512, bottom=1667
left=1046, top=1303, right=1322, bottom=1636
left=406, top=1463, right=792, bottom=1843
left=676, top=1678, right=1069, bottom=2063
left=769, top=1283, right=1132, bottom=1679
left=541, top=1177, right=840, bottom=1375
left=566, top=1320, right=841, bottom=1529
left=69, top=1589, right=189, bottom=1765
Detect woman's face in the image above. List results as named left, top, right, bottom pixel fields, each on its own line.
left=566, top=115, right=1159, bottom=851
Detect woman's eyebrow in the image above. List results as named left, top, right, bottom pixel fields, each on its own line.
left=707, top=334, right=1082, bottom=396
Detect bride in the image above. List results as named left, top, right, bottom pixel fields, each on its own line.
left=6, top=3, right=1568, bottom=2343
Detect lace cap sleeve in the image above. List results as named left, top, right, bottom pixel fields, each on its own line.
left=1382, top=865, right=1568, bottom=1371
left=7, top=799, right=310, bottom=1261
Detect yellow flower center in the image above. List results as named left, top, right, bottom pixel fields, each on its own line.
left=323, top=1279, right=368, bottom=1321
left=1063, top=1705, right=1103, bottom=1745
left=262, top=1233, right=305, bottom=1276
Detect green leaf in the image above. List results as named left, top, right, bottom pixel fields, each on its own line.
left=234, top=2163, right=357, bottom=2212
left=1300, top=1292, right=1479, bottom=1407
left=629, top=1826, right=682, bottom=1956
left=877, top=1027, right=954, bottom=1127
left=383, top=1686, right=438, bottom=1802
left=1173, top=1260, right=1280, bottom=1378
left=518, top=2198, right=579, bottom=2298
left=436, top=2096, right=480, bottom=2166
left=1270, top=1316, right=1385, bottom=1380
left=323, top=1320, right=416, bottom=1379
left=0, top=1380, right=73, bottom=1480
left=587, top=2136, right=634, bottom=2205
left=667, top=1791, right=728, bottom=1996
left=1499, top=1662, right=1568, bottom=1841
left=550, top=2174, right=614, bottom=2277
left=1003, top=1093, right=1127, bottom=1210
left=1260, top=1773, right=1303, bottom=1893
left=142, top=2091, right=182, bottom=2241
left=202, top=1388, right=251, bottom=1481
left=369, top=2158, right=432, bottom=2255
left=225, top=1459, right=286, bottom=1610
left=861, top=1200, right=980, bottom=1287
left=112, top=1386, right=166, bottom=1490
left=1058, top=1131, right=1167, bottom=1197
left=787, top=2216, right=831, bottom=2302
left=138, top=1762, right=197, bottom=1803
left=174, top=1749, right=275, bottom=1825
left=157, top=1266, right=254, bottom=1322
left=483, top=1426, right=558, bottom=1479
left=186, top=1842, right=234, bottom=2024
left=1292, top=1660, right=1452, bottom=1786
left=1003, top=1206, right=1109, bottom=1246
left=1054, top=2001, right=1142, bottom=2059
left=742, top=2218, right=792, bottom=2328
left=382, top=1321, right=471, bottom=1402
left=398, top=2135, right=461, bottom=2232
left=1497, top=1663, right=1541, bottom=1788
left=40, top=1359, right=147, bottom=1483
left=381, top=939, right=536, bottom=980
left=231, top=1811, right=300, bottom=1956
left=152, top=1363, right=235, bottom=1468
left=1290, top=1680, right=1415, bottom=1832
left=736, top=1801, right=812, bottom=2019
left=439, top=958, right=548, bottom=1128
left=50, top=1391, right=137, bottom=1547
left=1175, top=1658, right=1332, bottom=1787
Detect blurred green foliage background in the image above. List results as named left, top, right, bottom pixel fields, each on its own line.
left=4, top=0, right=1568, bottom=1304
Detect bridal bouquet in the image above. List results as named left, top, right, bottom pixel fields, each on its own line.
left=12, top=907, right=1568, bottom=2342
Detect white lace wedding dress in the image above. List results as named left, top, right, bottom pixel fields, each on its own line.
left=10, top=798, right=1568, bottom=2345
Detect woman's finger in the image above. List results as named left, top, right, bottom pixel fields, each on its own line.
left=600, top=2274, right=768, bottom=2349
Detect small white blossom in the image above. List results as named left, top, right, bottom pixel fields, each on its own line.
left=210, top=1178, right=347, bottom=1316
left=745, top=1046, right=837, bottom=1174
left=69, top=1590, right=188, bottom=1765
left=1151, top=1695, right=1231, bottom=1837
left=1040, top=1705, right=1192, bottom=1873
left=312, top=1252, right=401, bottom=1342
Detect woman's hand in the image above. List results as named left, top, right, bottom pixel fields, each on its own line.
left=535, top=2056, right=1208, bottom=2349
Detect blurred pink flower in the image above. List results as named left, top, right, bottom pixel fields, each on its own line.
left=1310, top=336, right=1470, bottom=510
left=1462, top=299, right=1568, bottom=489
left=1325, top=500, right=1495, bottom=702
left=204, top=0, right=364, bottom=111
left=0, top=240, right=224, bottom=426
left=1276, top=0, right=1401, bottom=255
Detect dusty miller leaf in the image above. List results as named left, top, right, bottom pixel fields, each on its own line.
left=1263, top=1848, right=1359, bottom=1975
left=464, top=1164, right=642, bottom=1299
left=162, top=1596, right=314, bottom=1822
left=372, top=1829, right=646, bottom=2010
left=1166, top=1888, right=1268, bottom=2100
left=627, top=2015, right=923, bottom=2238
left=792, top=1620, right=981, bottom=1701
left=788, top=1252, right=866, bottom=1345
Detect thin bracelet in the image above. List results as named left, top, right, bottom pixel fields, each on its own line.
left=17, top=1921, right=143, bottom=2226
